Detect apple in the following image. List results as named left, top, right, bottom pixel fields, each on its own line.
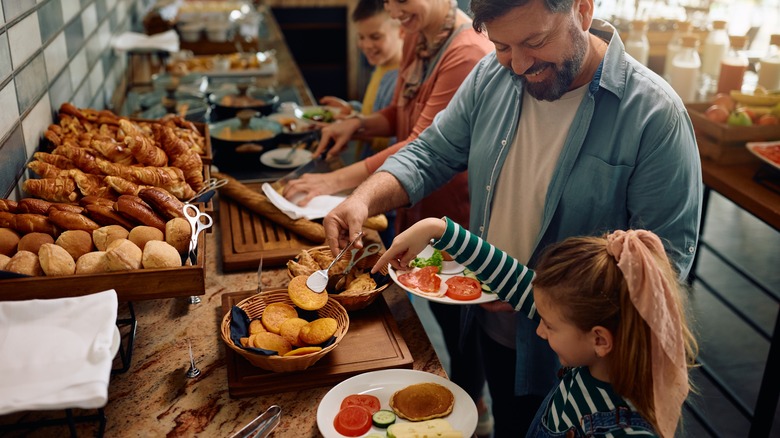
left=727, top=110, right=753, bottom=126
left=758, top=114, right=780, bottom=125
left=704, top=105, right=730, bottom=123
left=713, top=93, right=736, bottom=112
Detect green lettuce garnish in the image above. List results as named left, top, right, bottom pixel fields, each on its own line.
left=410, top=249, right=444, bottom=273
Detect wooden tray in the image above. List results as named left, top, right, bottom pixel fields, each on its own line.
left=222, top=290, right=413, bottom=397
left=0, top=234, right=205, bottom=302
left=219, top=182, right=320, bottom=271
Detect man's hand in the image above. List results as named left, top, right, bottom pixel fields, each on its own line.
left=314, top=118, right=361, bottom=158
left=323, top=196, right=370, bottom=255
left=282, top=173, right=340, bottom=206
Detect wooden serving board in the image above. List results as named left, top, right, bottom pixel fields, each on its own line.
left=222, top=291, right=414, bottom=397
left=219, top=182, right=320, bottom=271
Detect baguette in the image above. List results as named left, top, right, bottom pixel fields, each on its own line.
left=213, top=172, right=326, bottom=243
left=14, top=214, right=57, bottom=236
left=85, top=203, right=136, bottom=229
left=114, top=195, right=166, bottom=231
left=48, top=209, right=100, bottom=233
left=0, top=199, right=18, bottom=213
left=137, top=187, right=185, bottom=220
left=17, top=198, right=53, bottom=215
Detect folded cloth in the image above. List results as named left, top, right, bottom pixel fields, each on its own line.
left=261, top=182, right=345, bottom=220
left=0, top=290, right=119, bottom=415
left=112, top=30, right=180, bottom=52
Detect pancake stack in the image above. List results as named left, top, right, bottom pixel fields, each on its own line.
left=389, top=382, right=455, bottom=421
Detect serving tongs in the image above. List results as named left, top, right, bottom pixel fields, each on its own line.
left=230, top=405, right=282, bottom=438
left=306, top=231, right=363, bottom=293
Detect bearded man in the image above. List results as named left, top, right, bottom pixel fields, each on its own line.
left=324, top=0, right=702, bottom=435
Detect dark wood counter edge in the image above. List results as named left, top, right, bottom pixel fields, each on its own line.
left=701, top=159, right=780, bottom=231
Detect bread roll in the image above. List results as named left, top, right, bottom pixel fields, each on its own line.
left=55, top=230, right=94, bottom=260
left=114, top=195, right=166, bottom=231
left=0, top=199, right=18, bottom=213
left=142, top=240, right=182, bottom=268
left=48, top=209, right=100, bottom=233
left=79, top=196, right=114, bottom=208
left=17, top=232, right=54, bottom=255
left=14, top=214, right=56, bottom=236
left=0, top=212, right=15, bottom=228
left=0, top=228, right=20, bottom=256
left=165, top=218, right=191, bottom=254
left=16, top=198, right=52, bottom=215
left=0, top=254, right=10, bottom=270
left=5, top=250, right=43, bottom=276
left=39, top=243, right=76, bottom=276
left=129, top=226, right=164, bottom=251
left=76, top=251, right=109, bottom=274
left=138, top=187, right=186, bottom=220
left=105, top=239, right=142, bottom=271
left=93, top=225, right=130, bottom=251
left=85, top=203, right=136, bottom=228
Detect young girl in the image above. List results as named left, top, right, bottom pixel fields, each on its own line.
left=372, top=217, right=698, bottom=438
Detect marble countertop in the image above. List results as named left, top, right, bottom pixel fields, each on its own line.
left=0, top=206, right=444, bottom=437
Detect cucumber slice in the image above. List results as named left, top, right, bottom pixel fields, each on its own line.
left=372, top=409, right=397, bottom=428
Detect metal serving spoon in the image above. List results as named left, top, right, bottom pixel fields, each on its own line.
left=306, top=231, right=363, bottom=293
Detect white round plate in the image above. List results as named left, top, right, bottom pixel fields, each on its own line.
left=388, top=246, right=498, bottom=305
left=317, top=369, right=477, bottom=438
left=260, top=148, right=313, bottom=169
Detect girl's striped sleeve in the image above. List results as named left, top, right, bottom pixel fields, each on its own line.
left=432, top=217, right=536, bottom=318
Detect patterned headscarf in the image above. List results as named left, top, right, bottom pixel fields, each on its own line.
left=399, top=0, right=458, bottom=105
left=606, top=230, right=688, bottom=438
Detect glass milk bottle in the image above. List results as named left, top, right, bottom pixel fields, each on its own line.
left=664, top=20, right=693, bottom=81
left=758, top=34, right=780, bottom=91
left=717, top=35, right=748, bottom=94
left=701, top=20, right=730, bottom=90
left=625, top=20, right=650, bottom=66
left=669, top=35, right=701, bottom=102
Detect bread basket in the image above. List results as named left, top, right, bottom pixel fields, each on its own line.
left=220, top=289, right=349, bottom=372
left=287, top=246, right=390, bottom=311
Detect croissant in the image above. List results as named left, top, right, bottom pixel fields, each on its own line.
left=90, top=138, right=135, bottom=165
left=52, top=145, right=102, bottom=174
left=121, top=120, right=167, bottom=166
left=27, top=161, right=67, bottom=179
left=154, top=125, right=204, bottom=191
left=34, top=152, right=76, bottom=170
left=104, top=175, right=149, bottom=196
left=58, top=114, right=86, bottom=137
left=23, top=177, right=79, bottom=203
left=44, top=125, right=63, bottom=146
left=68, top=169, right=114, bottom=198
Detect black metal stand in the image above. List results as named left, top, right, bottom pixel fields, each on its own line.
left=112, top=302, right=137, bottom=374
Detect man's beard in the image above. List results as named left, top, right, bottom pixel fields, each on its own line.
left=519, top=24, right=587, bottom=101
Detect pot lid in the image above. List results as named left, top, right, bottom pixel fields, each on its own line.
left=209, top=110, right=283, bottom=141
left=141, top=99, right=210, bottom=120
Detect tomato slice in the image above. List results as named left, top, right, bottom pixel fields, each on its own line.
left=445, top=276, right=482, bottom=301
left=333, top=405, right=373, bottom=437
left=415, top=266, right=441, bottom=293
left=340, top=394, right=381, bottom=414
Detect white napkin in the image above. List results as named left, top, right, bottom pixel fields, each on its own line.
left=111, top=30, right=180, bottom=53
left=0, top=290, right=119, bottom=415
left=261, top=182, right=345, bottom=220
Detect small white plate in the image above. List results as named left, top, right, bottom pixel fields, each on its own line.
left=388, top=245, right=497, bottom=305
left=316, top=369, right=477, bottom=438
left=260, top=148, right=313, bottom=169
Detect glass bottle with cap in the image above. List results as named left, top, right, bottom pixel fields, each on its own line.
left=625, top=20, right=650, bottom=66
left=717, top=35, right=748, bottom=94
left=701, top=20, right=730, bottom=90
left=758, top=34, right=780, bottom=91
left=664, top=20, right=693, bottom=81
left=669, top=34, right=701, bottom=102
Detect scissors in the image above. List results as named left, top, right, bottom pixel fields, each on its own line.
left=183, top=203, right=213, bottom=265
left=186, top=178, right=228, bottom=203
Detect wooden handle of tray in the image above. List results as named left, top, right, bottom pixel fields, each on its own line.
left=213, top=172, right=326, bottom=243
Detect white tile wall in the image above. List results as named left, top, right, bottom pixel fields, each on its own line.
left=0, top=4, right=4, bottom=25
left=115, top=0, right=128, bottom=24
left=88, top=59, right=104, bottom=102
left=44, top=32, right=69, bottom=81
left=98, top=20, right=111, bottom=52
left=82, top=3, right=98, bottom=37
left=8, top=13, right=42, bottom=69
left=69, top=48, right=88, bottom=91
left=22, top=94, right=52, bottom=158
left=0, top=82, right=20, bottom=137
left=62, top=0, right=81, bottom=25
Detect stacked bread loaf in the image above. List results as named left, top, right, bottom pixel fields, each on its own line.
left=24, top=102, right=207, bottom=203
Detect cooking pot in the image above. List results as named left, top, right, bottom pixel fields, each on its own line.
left=209, top=83, right=279, bottom=121
left=209, top=109, right=283, bottom=170
left=140, top=98, right=211, bottom=123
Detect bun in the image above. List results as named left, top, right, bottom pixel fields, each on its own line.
left=5, top=250, right=43, bottom=276
left=48, top=209, right=100, bottom=232
left=129, top=226, right=164, bottom=250
left=93, top=225, right=130, bottom=251
left=55, top=230, right=94, bottom=260
left=76, top=251, right=109, bottom=274
left=105, top=239, right=142, bottom=271
left=17, top=232, right=55, bottom=255
left=114, top=195, right=166, bottom=231
left=142, top=240, right=182, bottom=268
left=0, top=228, right=20, bottom=256
left=138, top=187, right=185, bottom=220
left=38, top=243, right=76, bottom=276
left=0, top=254, right=10, bottom=270
left=85, top=203, right=136, bottom=228
left=164, top=218, right=191, bottom=254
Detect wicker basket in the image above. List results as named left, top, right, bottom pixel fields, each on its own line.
left=287, top=246, right=390, bottom=311
left=220, top=289, right=349, bottom=372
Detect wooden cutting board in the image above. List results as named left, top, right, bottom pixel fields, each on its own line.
left=219, top=182, right=320, bottom=271
left=222, top=291, right=414, bottom=398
